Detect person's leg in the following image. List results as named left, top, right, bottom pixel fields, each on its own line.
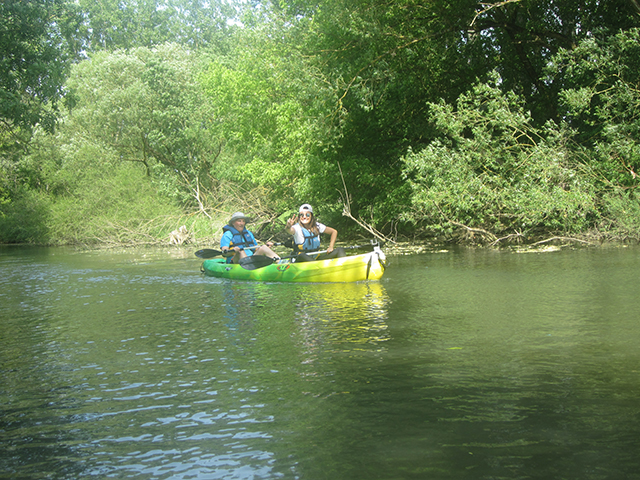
left=231, top=250, right=248, bottom=264
left=254, top=245, right=280, bottom=260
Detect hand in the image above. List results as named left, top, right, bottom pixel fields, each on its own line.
left=266, top=241, right=273, bottom=247
left=286, top=214, right=297, bottom=229
left=327, top=246, right=334, bottom=253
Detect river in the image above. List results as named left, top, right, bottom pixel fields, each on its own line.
left=1, top=244, right=639, bottom=479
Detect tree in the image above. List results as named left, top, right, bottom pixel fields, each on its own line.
left=0, top=0, right=82, bottom=135
left=198, top=20, right=342, bottom=212
left=549, top=28, right=640, bottom=190
left=65, top=44, right=220, bottom=214
left=78, top=0, right=237, bottom=52
left=468, top=0, right=639, bottom=122
left=265, top=0, right=639, bottom=231
left=288, top=0, right=639, bottom=151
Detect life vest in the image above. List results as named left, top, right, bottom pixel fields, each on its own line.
left=222, top=225, right=257, bottom=263
left=295, top=225, right=321, bottom=252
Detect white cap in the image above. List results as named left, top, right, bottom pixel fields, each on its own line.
left=299, top=204, right=313, bottom=214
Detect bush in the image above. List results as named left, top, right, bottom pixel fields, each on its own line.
left=47, top=162, right=186, bottom=245
left=401, top=75, right=599, bottom=241
left=0, top=189, right=51, bottom=243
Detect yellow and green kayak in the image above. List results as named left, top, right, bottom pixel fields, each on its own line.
left=201, top=246, right=386, bottom=283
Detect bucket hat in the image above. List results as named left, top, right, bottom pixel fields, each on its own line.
left=229, top=212, right=250, bottom=224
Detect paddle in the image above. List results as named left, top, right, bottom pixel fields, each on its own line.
left=195, top=243, right=283, bottom=259
left=238, top=254, right=277, bottom=270
left=282, top=241, right=380, bottom=260
left=194, top=248, right=228, bottom=259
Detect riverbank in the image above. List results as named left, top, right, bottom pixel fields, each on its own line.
left=5, top=231, right=637, bottom=260
left=4, top=230, right=640, bottom=250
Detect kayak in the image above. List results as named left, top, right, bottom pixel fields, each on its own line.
left=201, top=246, right=386, bottom=283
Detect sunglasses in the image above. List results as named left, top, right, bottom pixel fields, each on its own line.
left=299, top=212, right=312, bottom=218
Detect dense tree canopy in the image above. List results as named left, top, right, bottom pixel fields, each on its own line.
left=78, top=0, right=238, bottom=51
left=2, top=0, right=640, bottom=245
left=263, top=0, right=640, bottom=235
left=0, top=0, right=82, bottom=134
left=65, top=44, right=220, bottom=208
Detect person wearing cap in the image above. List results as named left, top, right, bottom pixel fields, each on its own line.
left=285, top=204, right=345, bottom=262
left=221, top=212, right=280, bottom=264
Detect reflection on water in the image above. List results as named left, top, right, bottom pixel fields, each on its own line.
left=293, top=282, right=390, bottom=357
left=1, top=245, right=640, bottom=479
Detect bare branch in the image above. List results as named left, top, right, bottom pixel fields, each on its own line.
left=337, top=162, right=395, bottom=243
left=450, top=220, right=498, bottom=242
left=488, top=231, right=525, bottom=246
left=530, top=236, right=595, bottom=246
left=471, top=0, right=522, bottom=27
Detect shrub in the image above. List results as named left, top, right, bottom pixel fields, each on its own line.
left=401, top=75, right=599, bottom=241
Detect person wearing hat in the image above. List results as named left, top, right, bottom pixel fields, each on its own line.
left=285, top=204, right=345, bottom=262
left=221, top=212, right=280, bottom=264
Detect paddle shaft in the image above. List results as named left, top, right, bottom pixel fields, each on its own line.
left=280, top=243, right=374, bottom=260
left=227, top=242, right=283, bottom=256
left=195, top=242, right=282, bottom=259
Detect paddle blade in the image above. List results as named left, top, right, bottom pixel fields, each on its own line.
left=194, top=248, right=223, bottom=259
left=239, top=255, right=276, bottom=270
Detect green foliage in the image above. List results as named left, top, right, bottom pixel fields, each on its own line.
left=48, top=162, right=184, bottom=245
left=199, top=22, right=342, bottom=211
left=78, top=0, right=236, bottom=51
left=0, top=124, right=186, bottom=245
left=0, top=0, right=82, bottom=135
left=273, top=0, right=640, bottom=236
left=0, top=188, right=51, bottom=244
left=402, top=76, right=599, bottom=239
left=296, top=0, right=480, bottom=159
left=550, top=29, right=640, bottom=190
left=65, top=44, right=221, bottom=211
left=3, top=1, right=640, bottom=245
left=600, top=190, right=640, bottom=238
left=291, top=0, right=639, bottom=137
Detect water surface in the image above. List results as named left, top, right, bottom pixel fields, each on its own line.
left=1, top=245, right=639, bottom=479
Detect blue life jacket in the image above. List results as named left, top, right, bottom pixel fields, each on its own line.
left=296, top=226, right=321, bottom=252
left=222, top=225, right=257, bottom=263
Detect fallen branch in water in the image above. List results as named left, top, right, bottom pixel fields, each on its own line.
left=489, top=231, right=525, bottom=247
left=530, top=236, right=596, bottom=246
left=449, top=220, right=497, bottom=244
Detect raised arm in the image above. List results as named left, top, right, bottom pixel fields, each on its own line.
left=285, top=214, right=297, bottom=235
